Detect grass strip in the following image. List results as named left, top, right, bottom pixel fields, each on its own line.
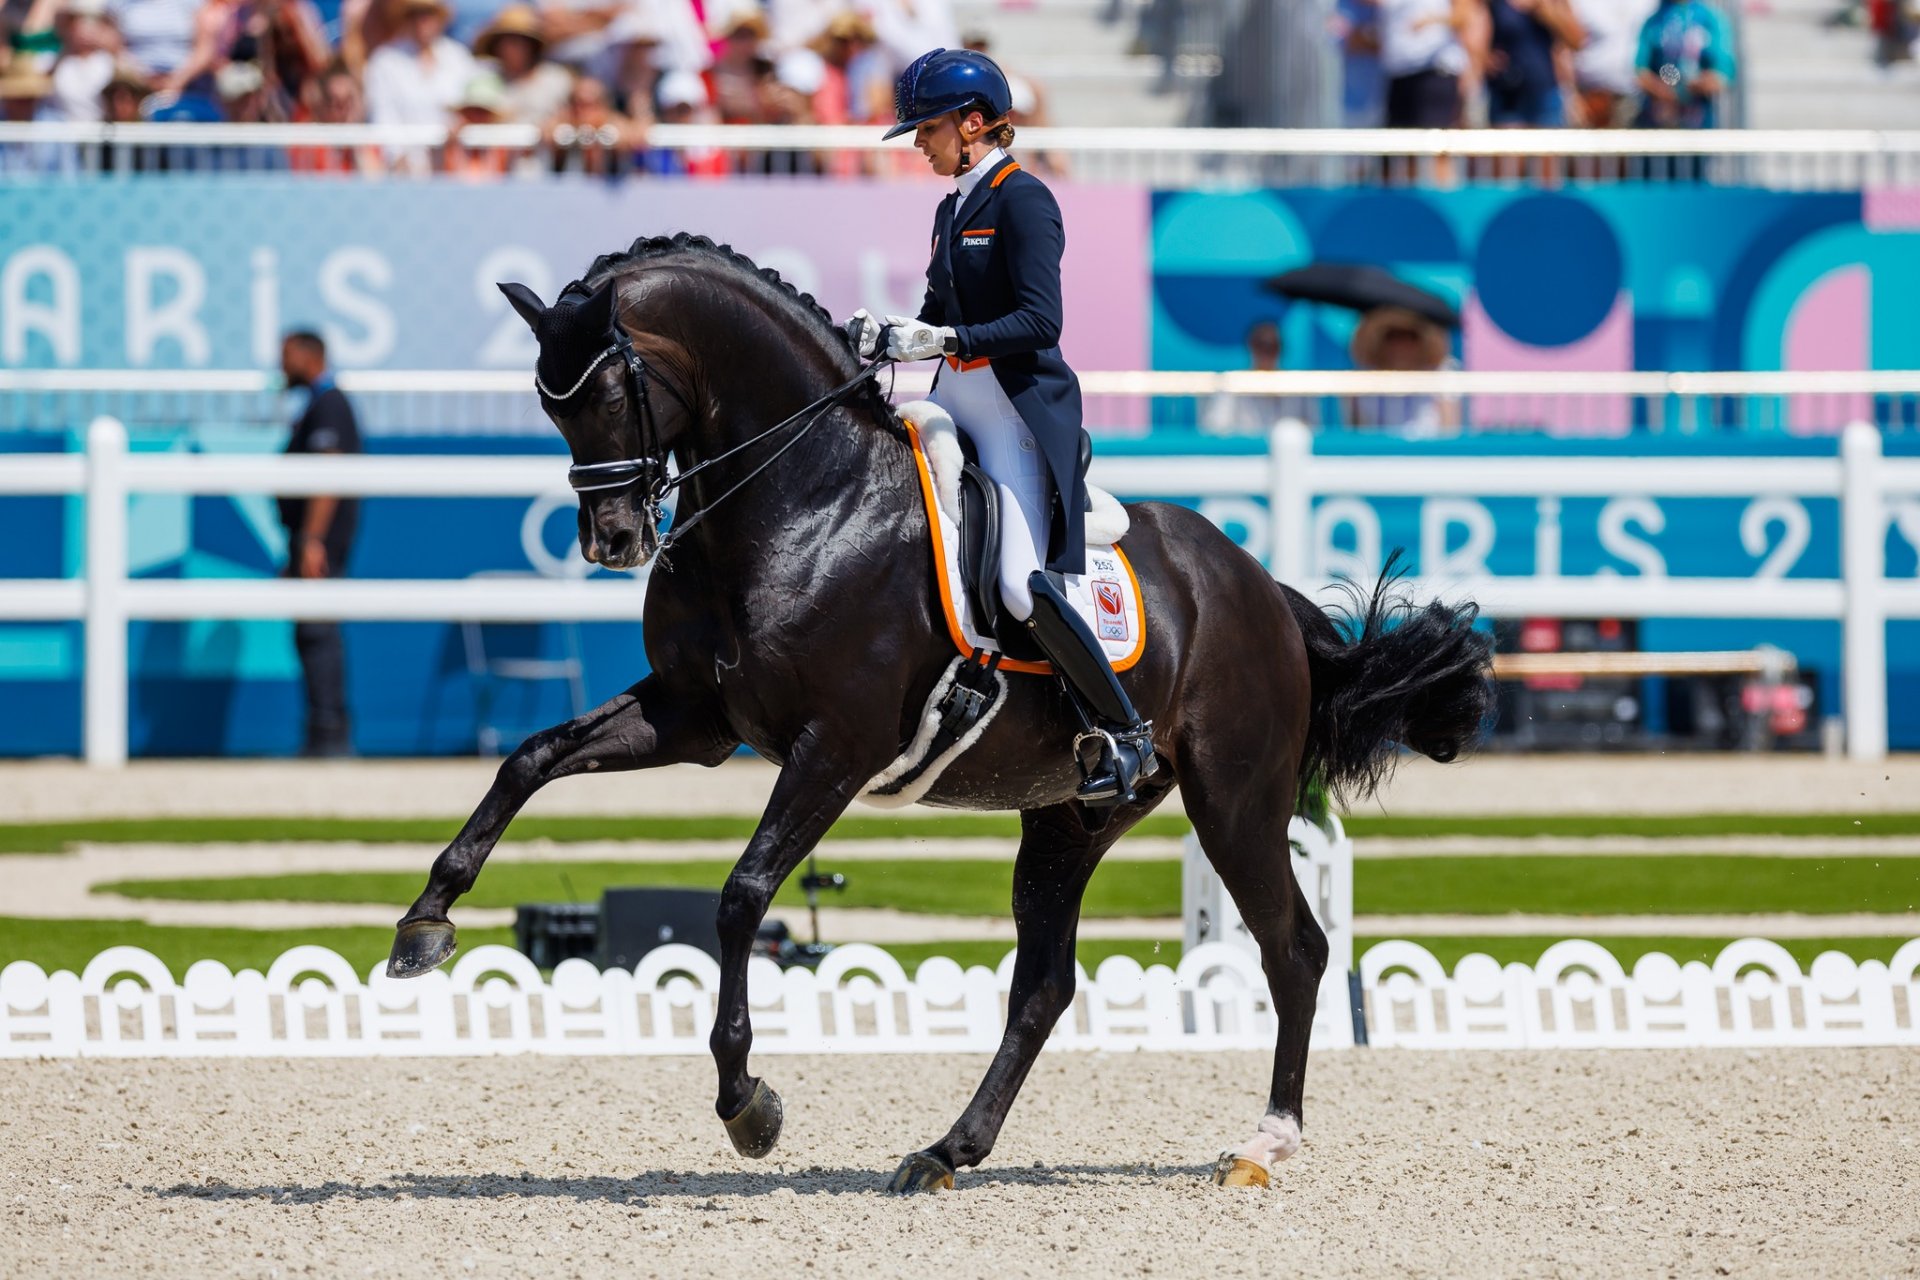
left=0, top=918, right=1173, bottom=980
left=95, top=854, right=1920, bottom=918
left=9, top=811, right=1920, bottom=855
left=0, top=813, right=1187, bottom=855
left=851, top=938, right=1181, bottom=973
left=96, top=859, right=1182, bottom=920
left=1358, top=854, right=1920, bottom=916
left=0, top=916, right=516, bottom=977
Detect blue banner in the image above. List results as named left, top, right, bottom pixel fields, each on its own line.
left=0, top=426, right=645, bottom=757
left=4, top=427, right=1917, bottom=755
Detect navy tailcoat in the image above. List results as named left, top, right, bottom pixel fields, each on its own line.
left=917, top=153, right=1087, bottom=575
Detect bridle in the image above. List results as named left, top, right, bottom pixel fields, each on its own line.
left=542, top=319, right=886, bottom=557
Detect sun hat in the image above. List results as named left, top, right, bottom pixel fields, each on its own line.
left=215, top=59, right=265, bottom=99
left=392, top=0, right=453, bottom=22
left=604, top=5, right=666, bottom=45
left=656, top=68, right=708, bottom=109
left=474, top=4, right=544, bottom=58
left=712, top=10, right=768, bottom=40
left=103, top=59, right=151, bottom=96
left=456, top=70, right=507, bottom=115
left=1350, top=306, right=1450, bottom=372
left=822, top=11, right=875, bottom=42
left=774, top=48, right=825, bottom=95
left=0, top=65, right=54, bottom=100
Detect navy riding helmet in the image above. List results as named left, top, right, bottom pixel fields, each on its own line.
left=883, top=48, right=1014, bottom=140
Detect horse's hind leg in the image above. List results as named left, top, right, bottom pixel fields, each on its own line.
left=388, top=674, right=734, bottom=978
left=1179, top=743, right=1329, bottom=1189
left=888, top=781, right=1173, bottom=1194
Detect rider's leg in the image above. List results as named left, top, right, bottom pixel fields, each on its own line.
left=933, top=367, right=1045, bottom=620
left=975, top=391, right=1157, bottom=803
left=1023, top=571, right=1158, bottom=805
left=936, top=368, right=1155, bottom=804
left=992, top=479, right=1045, bottom=622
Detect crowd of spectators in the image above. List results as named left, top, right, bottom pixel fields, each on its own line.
left=1, top=0, right=1744, bottom=178
left=1825, top=0, right=1918, bottom=67
left=1331, top=0, right=1737, bottom=130
left=0, top=0, right=1056, bottom=170
left=1201, top=307, right=1462, bottom=437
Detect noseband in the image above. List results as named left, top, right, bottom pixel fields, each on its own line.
left=544, top=323, right=676, bottom=500
left=544, top=319, right=885, bottom=556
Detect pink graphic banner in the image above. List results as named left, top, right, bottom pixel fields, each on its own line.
left=444, top=178, right=1149, bottom=374
left=0, top=177, right=1149, bottom=373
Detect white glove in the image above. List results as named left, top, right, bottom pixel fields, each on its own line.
left=883, top=315, right=955, bottom=362
left=845, top=308, right=882, bottom=359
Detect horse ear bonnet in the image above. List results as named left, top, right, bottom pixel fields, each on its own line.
left=534, top=278, right=620, bottom=398
left=498, top=281, right=547, bottom=330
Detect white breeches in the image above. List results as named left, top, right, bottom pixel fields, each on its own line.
left=932, top=363, right=1050, bottom=622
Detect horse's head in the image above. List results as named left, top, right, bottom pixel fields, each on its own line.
left=500, top=276, right=675, bottom=571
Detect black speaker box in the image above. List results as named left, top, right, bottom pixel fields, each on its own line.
left=512, top=902, right=600, bottom=969
left=597, top=886, right=723, bottom=968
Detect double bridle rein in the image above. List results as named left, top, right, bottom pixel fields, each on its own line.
left=542, top=322, right=886, bottom=556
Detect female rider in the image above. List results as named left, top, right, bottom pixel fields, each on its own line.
left=845, top=47, right=1156, bottom=807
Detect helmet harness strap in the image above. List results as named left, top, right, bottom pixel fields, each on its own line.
left=953, top=110, right=976, bottom=177
left=952, top=108, right=1007, bottom=178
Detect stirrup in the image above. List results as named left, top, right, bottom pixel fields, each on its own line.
left=1072, top=722, right=1157, bottom=807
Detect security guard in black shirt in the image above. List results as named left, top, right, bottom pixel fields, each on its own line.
left=277, top=330, right=360, bottom=757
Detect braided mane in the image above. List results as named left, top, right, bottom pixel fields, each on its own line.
left=580, top=232, right=895, bottom=424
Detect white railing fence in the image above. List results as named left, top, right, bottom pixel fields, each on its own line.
left=1, top=416, right=1916, bottom=763
left=1269, top=420, right=1920, bottom=761
left=10, top=368, right=1920, bottom=438
left=4, top=936, right=1915, bottom=1058
left=7, top=124, right=1920, bottom=188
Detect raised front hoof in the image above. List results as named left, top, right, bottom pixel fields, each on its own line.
left=721, top=1079, right=784, bottom=1159
left=1211, top=1152, right=1270, bottom=1189
left=885, top=1150, right=955, bottom=1195
left=386, top=919, right=457, bottom=979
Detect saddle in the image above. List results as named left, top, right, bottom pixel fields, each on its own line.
left=900, top=400, right=1143, bottom=677
left=859, top=403, right=1146, bottom=809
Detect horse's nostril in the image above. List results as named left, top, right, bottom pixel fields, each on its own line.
left=605, top=528, right=635, bottom=563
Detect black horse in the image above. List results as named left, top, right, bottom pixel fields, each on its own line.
left=388, top=234, right=1491, bottom=1193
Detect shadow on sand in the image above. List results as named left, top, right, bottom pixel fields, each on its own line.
left=149, top=1162, right=1216, bottom=1205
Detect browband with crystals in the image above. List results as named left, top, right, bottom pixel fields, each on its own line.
left=533, top=346, right=620, bottom=404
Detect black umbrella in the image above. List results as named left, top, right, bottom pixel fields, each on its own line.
left=1264, top=263, right=1460, bottom=329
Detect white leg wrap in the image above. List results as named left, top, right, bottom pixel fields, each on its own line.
left=1235, top=1113, right=1302, bottom=1169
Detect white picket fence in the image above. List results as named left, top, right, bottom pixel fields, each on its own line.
left=4, top=936, right=1916, bottom=1059
left=1363, top=938, right=1920, bottom=1050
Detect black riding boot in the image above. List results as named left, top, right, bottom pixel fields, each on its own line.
left=1023, top=570, right=1159, bottom=806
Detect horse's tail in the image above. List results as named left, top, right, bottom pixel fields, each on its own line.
left=1279, top=553, right=1494, bottom=807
